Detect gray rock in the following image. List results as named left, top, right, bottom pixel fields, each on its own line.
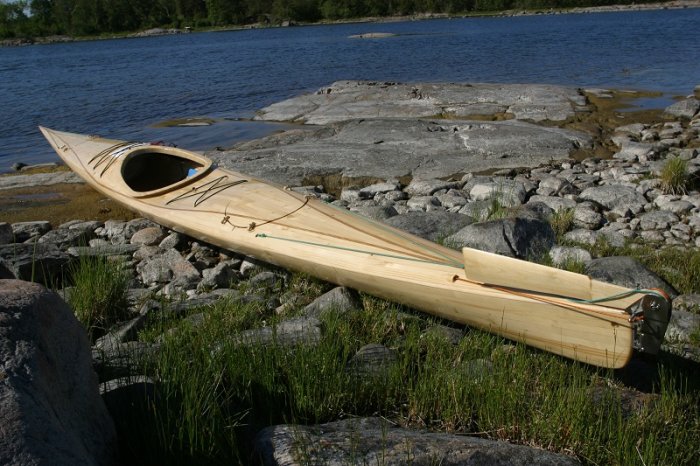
left=94, top=313, right=149, bottom=352
left=586, top=256, right=677, bottom=298
left=673, top=294, right=700, bottom=313
left=457, top=358, right=494, bottom=382
left=563, top=228, right=600, bottom=245
left=340, top=188, right=361, bottom=203
left=421, top=324, right=464, bottom=346
left=0, top=259, right=14, bottom=278
left=527, top=195, right=577, bottom=212
left=459, top=200, right=495, bottom=221
left=233, top=317, right=322, bottom=347
left=573, top=204, right=604, bottom=230
left=67, top=243, right=141, bottom=257
left=200, top=260, right=239, bottom=289
left=612, top=141, right=655, bottom=162
left=0, top=222, right=13, bottom=244
left=351, top=204, right=399, bottom=221
left=656, top=199, right=693, bottom=215
left=38, top=227, right=92, bottom=248
left=213, top=118, right=591, bottom=186
left=639, top=230, right=666, bottom=243
left=92, top=341, right=160, bottom=382
left=470, top=179, right=527, bottom=207
left=549, top=246, right=592, bottom=266
left=256, top=81, right=588, bottom=124
left=247, top=270, right=284, bottom=290
left=664, top=97, right=700, bottom=119
left=137, top=248, right=200, bottom=285
left=0, top=280, right=116, bottom=466
left=359, top=181, right=401, bottom=198
left=100, top=376, right=156, bottom=415
left=0, top=243, right=72, bottom=285
left=437, top=190, right=468, bottom=209
left=347, top=343, right=397, bottom=377
left=406, top=195, right=440, bottom=211
left=124, top=218, right=159, bottom=240
left=536, top=176, right=576, bottom=196
left=664, top=310, right=700, bottom=342
left=11, top=220, right=51, bottom=242
left=0, top=171, right=82, bottom=190
left=62, top=219, right=104, bottom=233
left=130, top=226, right=166, bottom=246
left=254, top=417, right=580, bottom=466
left=159, top=231, right=187, bottom=250
left=239, top=257, right=269, bottom=278
left=579, top=185, right=647, bottom=216
left=596, top=227, right=628, bottom=247
left=639, top=210, right=680, bottom=230
left=406, top=179, right=461, bottom=196
left=383, top=210, right=473, bottom=242
left=447, top=215, right=555, bottom=259
left=303, top=287, right=362, bottom=319
left=100, top=220, right=127, bottom=240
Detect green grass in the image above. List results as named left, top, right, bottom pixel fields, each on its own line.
left=549, top=208, right=575, bottom=241
left=660, top=157, right=689, bottom=195
left=68, top=255, right=131, bottom=339
left=104, top=288, right=700, bottom=465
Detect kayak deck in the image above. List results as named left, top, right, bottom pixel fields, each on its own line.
left=40, top=127, right=672, bottom=368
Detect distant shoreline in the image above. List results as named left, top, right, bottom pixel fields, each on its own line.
left=3, top=0, right=700, bottom=47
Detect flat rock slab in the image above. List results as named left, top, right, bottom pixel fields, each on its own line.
left=254, top=417, right=580, bottom=465
left=0, top=171, right=82, bottom=190
left=213, top=118, right=590, bottom=186
left=255, top=80, right=590, bottom=124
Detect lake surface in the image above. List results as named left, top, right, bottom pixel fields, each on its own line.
left=1, top=8, right=699, bottom=169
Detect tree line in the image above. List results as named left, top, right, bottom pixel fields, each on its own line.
left=0, top=0, right=664, bottom=39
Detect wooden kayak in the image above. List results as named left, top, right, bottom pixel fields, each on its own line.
left=40, top=127, right=671, bottom=369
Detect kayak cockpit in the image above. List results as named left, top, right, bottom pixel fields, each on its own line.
left=120, top=146, right=212, bottom=197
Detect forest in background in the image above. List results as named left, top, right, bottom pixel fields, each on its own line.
left=0, top=0, right=671, bottom=39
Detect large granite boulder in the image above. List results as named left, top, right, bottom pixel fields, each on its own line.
left=254, top=417, right=580, bottom=465
left=383, top=210, right=473, bottom=242
left=586, top=256, right=677, bottom=298
left=446, top=215, right=555, bottom=259
left=214, top=119, right=591, bottom=186
left=0, top=280, right=117, bottom=465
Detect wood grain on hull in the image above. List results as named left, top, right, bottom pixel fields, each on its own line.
left=40, top=127, right=638, bottom=368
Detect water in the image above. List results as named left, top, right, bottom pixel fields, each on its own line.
left=1, top=8, right=699, bottom=170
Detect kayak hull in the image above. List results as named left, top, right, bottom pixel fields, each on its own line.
left=41, top=127, right=667, bottom=368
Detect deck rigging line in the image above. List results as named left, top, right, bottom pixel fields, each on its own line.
left=167, top=177, right=248, bottom=207
left=222, top=196, right=311, bottom=231
left=255, top=232, right=464, bottom=269
left=322, top=201, right=464, bottom=268
left=89, top=142, right=145, bottom=177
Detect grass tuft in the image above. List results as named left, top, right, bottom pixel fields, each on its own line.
left=549, top=208, right=575, bottom=240
left=68, top=255, right=131, bottom=339
left=660, top=157, right=689, bottom=195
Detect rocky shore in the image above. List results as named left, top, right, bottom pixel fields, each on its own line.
left=2, top=80, right=700, bottom=464
left=4, top=1, right=700, bottom=48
